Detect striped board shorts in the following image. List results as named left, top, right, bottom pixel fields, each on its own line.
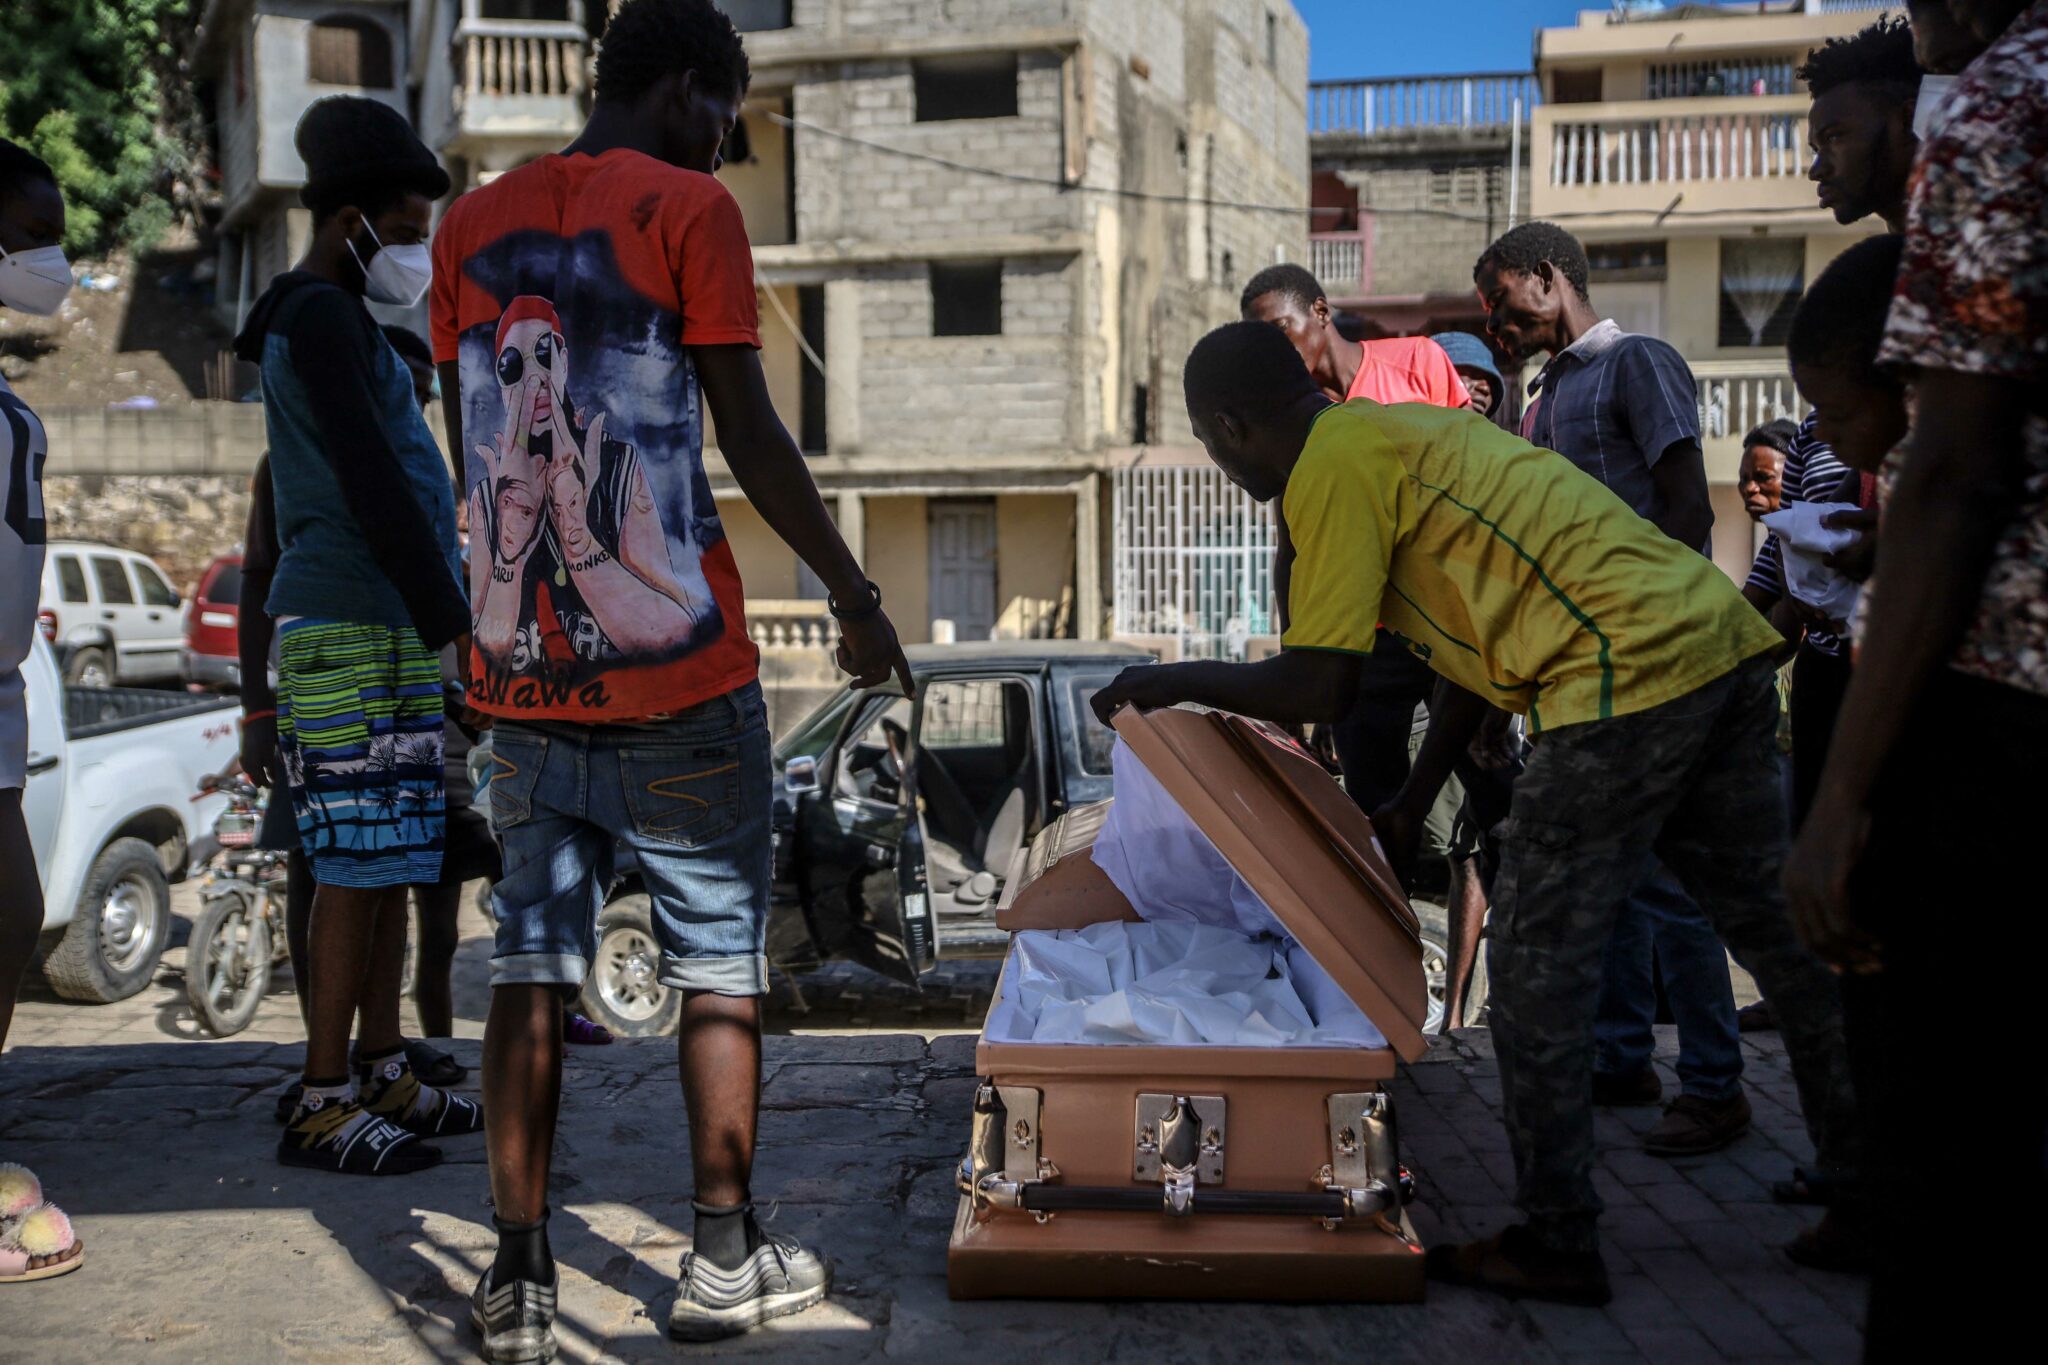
left=277, top=619, right=446, bottom=888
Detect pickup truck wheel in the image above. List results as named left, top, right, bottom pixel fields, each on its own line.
left=43, top=837, right=172, bottom=1003
left=64, top=646, right=113, bottom=688
left=1414, top=899, right=1488, bottom=1035
left=578, top=894, right=681, bottom=1038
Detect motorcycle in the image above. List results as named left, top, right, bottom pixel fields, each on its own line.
left=184, top=774, right=290, bottom=1037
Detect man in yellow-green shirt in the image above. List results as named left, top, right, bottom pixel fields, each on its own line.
left=1092, top=321, right=1853, bottom=1307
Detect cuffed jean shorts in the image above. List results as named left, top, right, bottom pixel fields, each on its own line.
left=485, top=681, right=772, bottom=997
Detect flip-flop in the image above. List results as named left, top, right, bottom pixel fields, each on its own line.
left=0, top=1204, right=85, bottom=1284
left=564, top=1012, right=614, bottom=1047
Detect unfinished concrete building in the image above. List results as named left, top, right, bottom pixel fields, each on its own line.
left=710, top=0, right=1308, bottom=665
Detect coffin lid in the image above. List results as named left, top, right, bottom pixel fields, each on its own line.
left=1000, top=706, right=1428, bottom=1063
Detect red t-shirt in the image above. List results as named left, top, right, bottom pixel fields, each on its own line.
left=1345, top=336, right=1472, bottom=409
left=430, top=150, right=761, bottom=722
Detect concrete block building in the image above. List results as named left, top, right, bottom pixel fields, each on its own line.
left=194, top=0, right=415, bottom=331
left=1307, top=72, right=1537, bottom=341
left=1531, top=0, right=1900, bottom=582
left=712, top=0, right=1309, bottom=654
left=187, top=0, right=1308, bottom=719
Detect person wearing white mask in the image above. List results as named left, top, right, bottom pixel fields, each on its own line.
left=229, top=97, right=482, bottom=1177
left=1, top=139, right=66, bottom=1060
left=0, top=139, right=90, bottom=1286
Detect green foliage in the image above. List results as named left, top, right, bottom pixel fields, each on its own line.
left=0, top=0, right=201, bottom=256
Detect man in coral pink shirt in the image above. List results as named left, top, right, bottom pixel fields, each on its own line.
left=1241, top=263, right=1490, bottom=803
left=1242, top=265, right=1472, bottom=409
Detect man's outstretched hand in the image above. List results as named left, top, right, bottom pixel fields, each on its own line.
left=1090, top=663, right=1183, bottom=728
left=1368, top=795, right=1427, bottom=887
left=837, top=609, right=915, bottom=697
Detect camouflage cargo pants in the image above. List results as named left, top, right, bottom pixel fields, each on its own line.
left=1486, top=656, right=1855, bottom=1253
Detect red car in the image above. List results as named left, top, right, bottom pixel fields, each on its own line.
left=181, top=553, right=243, bottom=690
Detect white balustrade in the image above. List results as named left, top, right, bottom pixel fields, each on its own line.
left=1549, top=109, right=1805, bottom=186
left=455, top=22, right=588, bottom=111
left=746, top=601, right=839, bottom=651
left=1310, top=74, right=1538, bottom=137
left=1308, top=232, right=1367, bottom=293
left=1696, top=368, right=1801, bottom=442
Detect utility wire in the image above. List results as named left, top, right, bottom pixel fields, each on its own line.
left=763, top=109, right=1827, bottom=226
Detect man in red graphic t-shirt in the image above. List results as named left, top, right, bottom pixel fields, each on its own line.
left=431, top=1, right=908, bottom=1350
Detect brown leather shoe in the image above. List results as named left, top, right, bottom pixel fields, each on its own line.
left=1426, top=1225, right=1613, bottom=1306
left=1643, top=1091, right=1753, bottom=1156
left=1591, top=1067, right=1662, bottom=1106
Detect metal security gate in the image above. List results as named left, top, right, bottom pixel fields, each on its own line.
left=1111, top=465, right=1278, bottom=660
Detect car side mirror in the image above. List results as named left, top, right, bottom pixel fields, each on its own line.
left=784, top=755, right=819, bottom=795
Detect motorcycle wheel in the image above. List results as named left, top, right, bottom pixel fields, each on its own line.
left=186, top=887, right=274, bottom=1037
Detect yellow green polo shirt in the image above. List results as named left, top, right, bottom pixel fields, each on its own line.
left=1282, top=400, right=1782, bottom=733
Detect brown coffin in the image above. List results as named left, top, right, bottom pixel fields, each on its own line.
left=947, top=706, right=1429, bottom=1302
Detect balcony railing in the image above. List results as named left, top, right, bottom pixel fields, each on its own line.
left=1548, top=107, right=1806, bottom=187
left=746, top=599, right=838, bottom=650
left=1645, top=57, right=1799, bottom=100
left=1697, top=365, right=1800, bottom=444
left=455, top=21, right=588, bottom=111
left=1309, top=73, right=1537, bottom=137
left=1308, top=229, right=1371, bottom=296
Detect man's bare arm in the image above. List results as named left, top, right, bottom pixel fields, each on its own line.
left=1090, top=649, right=1362, bottom=729
left=694, top=343, right=912, bottom=693
left=1786, top=368, right=2028, bottom=964
left=1649, top=438, right=1714, bottom=551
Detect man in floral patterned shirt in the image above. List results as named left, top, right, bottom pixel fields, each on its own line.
left=1785, top=0, right=2046, bottom=1345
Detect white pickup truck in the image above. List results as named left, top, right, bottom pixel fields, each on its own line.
left=19, top=635, right=238, bottom=1003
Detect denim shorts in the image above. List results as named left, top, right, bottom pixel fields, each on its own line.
left=484, top=681, right=772, bottom=996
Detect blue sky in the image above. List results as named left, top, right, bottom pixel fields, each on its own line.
left=1297, top=0, right=1595, bottom=80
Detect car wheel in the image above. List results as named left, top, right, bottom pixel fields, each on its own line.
left=578, top=894, right=681, bottom=1038
left=42, top=837, right=173, bottom=1003
left=64, top=646, right=113, bottom=689
left=1413, top=899, right=1488, bottom=1035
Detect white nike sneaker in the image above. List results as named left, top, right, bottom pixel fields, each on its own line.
left=668, top=1234, right=831, bottom=1342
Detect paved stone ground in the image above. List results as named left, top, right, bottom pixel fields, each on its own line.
left=1, top=1025, right=1864, bottom=1363
left=4, top=885, right=1849, bottom=1362
left=5, top=882, right=1004, bottom=1050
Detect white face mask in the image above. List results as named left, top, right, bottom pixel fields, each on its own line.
left=349, top=219, right=432, bottom=308
left=0, top=242, right=74, bottom=316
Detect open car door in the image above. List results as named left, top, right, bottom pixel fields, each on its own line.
left=801, top=687, right=934, bottom=985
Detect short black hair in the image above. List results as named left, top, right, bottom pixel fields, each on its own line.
left=0, top=138, right=57, bottom=215
left=1742, top=418, right=1800, bottom=457
left=1800, top=15, right=1922, bottom=102
left=1788, top=234, right=1906, bottom=389
left=380, top=324, right=433, bottom=368
left=595, top=0, right=752, bottom=106
left=1475, top=221, right=1590, bottom=300
left=296, top=96, right=449, bottom=223
left=1239, top=263, right=1325, bottom=316
left=1184, top=321, right=1322, bottom=424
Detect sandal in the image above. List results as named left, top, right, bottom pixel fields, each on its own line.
left=0, top=1166, right=85, bottom=1284
left=403, top=1039, right=469, bottom=1087
left=1771, top=1167, right=1850, bottom=1207
left=564, top=1011, right=614, bottom=1047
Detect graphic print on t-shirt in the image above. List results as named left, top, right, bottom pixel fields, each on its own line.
left=452, top=227, right=734, bottom=713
